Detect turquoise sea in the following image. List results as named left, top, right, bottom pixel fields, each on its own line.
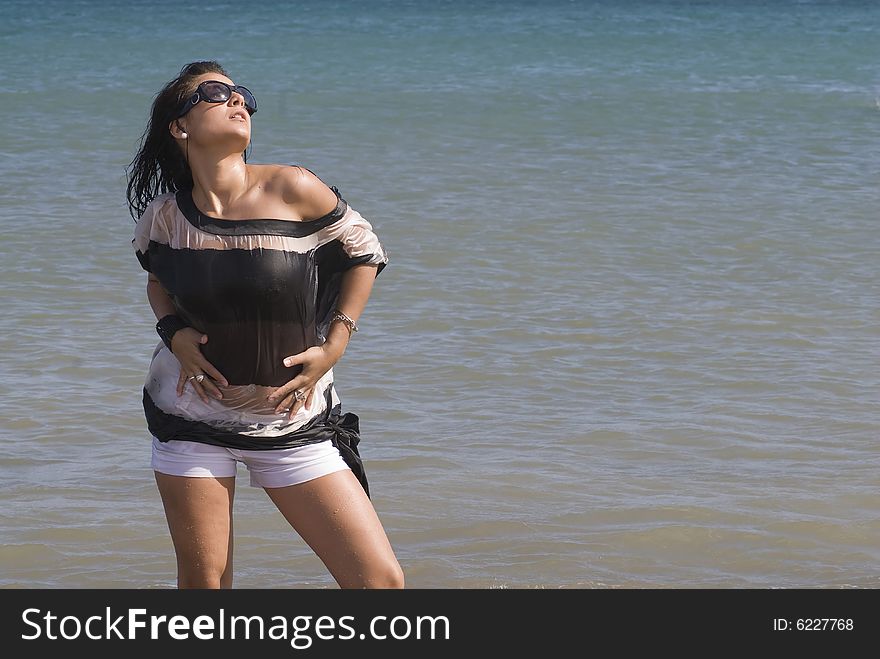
left=1, top=0, right=878, bottom=588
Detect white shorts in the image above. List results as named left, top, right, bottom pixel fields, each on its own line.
left=151, top=436, right=350, bottom=489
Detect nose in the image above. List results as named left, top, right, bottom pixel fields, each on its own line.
left=228, top=89, right=245, bottom=107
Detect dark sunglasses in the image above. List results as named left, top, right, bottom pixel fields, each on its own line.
left=175, top=80, right=258, bottom=118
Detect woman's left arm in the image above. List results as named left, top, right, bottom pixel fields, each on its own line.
left=267, top=263, right=378, bottom=418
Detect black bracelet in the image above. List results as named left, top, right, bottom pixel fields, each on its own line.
left=156, top=314, right=188, bottom=351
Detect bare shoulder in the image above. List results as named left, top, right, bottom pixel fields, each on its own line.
left=267, top=164, right=339, bottom=221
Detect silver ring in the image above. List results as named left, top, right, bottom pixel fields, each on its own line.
left=293, top=389, right=306, bottom=402
left=195, top=374, right=206, bottom=383
left=187, top=375, right=197, bottom=382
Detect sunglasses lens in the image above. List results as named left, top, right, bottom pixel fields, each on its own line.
left=237, top=87, right=257, bottom=114
left=201, top=81, right=232, bottom=103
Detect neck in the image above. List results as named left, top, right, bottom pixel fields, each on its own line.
left=189, top=153, right=250, bottom=215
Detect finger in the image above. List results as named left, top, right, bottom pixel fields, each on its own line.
left=201, top=378, right=224, bottom=400
left=287, top=393, right=302, bottom=420
left=275, top=392, right=294, bottom=416
left=192, top=379, right=211, bottom=404
left=282, top=353, right=306, bottom=368
left=288, top=386, right=312, bottom=420
left=200, top=362, right=228, bottom=387
left=267, top=379, right=304, bottom=404
left=195, top=362, right=227, bottom=394
left=177, top=371, right=187, bottom=397
left=274, top=384, right=306, bottom=418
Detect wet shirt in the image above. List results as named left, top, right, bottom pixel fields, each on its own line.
left=132, top=182, right=388, bottom=451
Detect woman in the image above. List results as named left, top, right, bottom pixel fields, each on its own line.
left=127, top=61, right=403, bottom=589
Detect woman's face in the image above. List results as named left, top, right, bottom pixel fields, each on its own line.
left=173, top=72, right=252, bottom=149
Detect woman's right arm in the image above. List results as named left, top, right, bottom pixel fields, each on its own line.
left=147, top=274, right=228, bottom=401
left=147, top=273, right=177, bottom=320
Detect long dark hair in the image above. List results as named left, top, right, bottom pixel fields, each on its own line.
left=126, top=61, right=234, bottom=220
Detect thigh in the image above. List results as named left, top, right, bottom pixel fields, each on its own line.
left=154, top=472, right=236, bottom=588
left=239, top=440, right=349, bottom=489
left=151, top=436, right=239, bottom=479
left=265, top=469, right=402, bottom=588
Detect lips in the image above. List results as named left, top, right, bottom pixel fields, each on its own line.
left=230, top=110, right=248, bottom=121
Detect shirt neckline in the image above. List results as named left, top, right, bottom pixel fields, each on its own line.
left=175, top=188, right=348, bottom=237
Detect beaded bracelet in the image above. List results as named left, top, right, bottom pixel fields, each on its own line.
left=331, top=309, right=359, bottom=335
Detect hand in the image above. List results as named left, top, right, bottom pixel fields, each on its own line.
left=267, top=345, right=341, bottom=420
left=172, top=328, right=229, bottom=403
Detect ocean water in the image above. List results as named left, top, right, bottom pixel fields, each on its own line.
left=1, top=0, right=878, bottom=588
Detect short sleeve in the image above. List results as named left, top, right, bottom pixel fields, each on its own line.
left=314, top=203, right=389, bottom=337
left=132, top=193, right=175, bottom=272
left=323, top=205, right=389, bottom=276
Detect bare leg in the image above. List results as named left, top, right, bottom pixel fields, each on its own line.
left=265, top=469, right=404, bottom=589
left=154, top=472, right=235, bottom=589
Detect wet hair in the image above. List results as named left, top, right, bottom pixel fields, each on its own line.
left=126, top=60, right=240, bottom=220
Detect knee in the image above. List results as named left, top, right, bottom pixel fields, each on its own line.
left=177, top=575, right=221, bottom=590
left=364, top=560, right=405, bottom=589
left=384, top=563, right=406, bottom=589
left=340, top=557, right=404, bottom=589
left=177, top=565, right=230, bottom=589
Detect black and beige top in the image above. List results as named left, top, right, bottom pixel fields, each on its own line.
left=132, top=181, right=388, bottom=460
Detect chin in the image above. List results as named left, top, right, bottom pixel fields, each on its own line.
left=227, top=132, right=251, bottom=153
